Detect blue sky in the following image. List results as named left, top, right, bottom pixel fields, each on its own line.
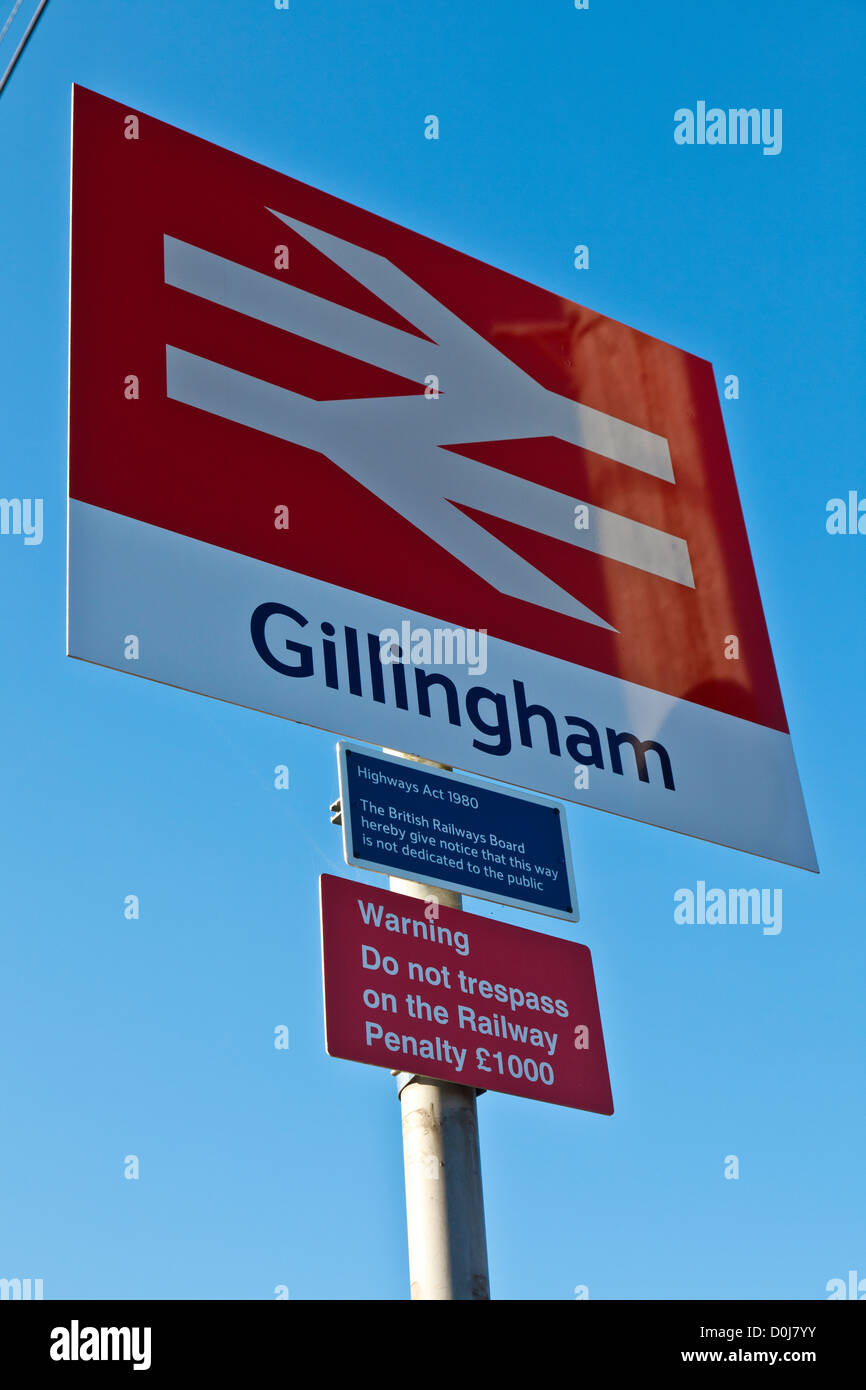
left=0, top=0, right=864, bottom=1300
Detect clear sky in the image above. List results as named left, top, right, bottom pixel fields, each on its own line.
left=0, top=0, right=863, bottom=1300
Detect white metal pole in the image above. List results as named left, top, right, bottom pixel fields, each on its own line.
left=385, top=750, right=490, bottom=1301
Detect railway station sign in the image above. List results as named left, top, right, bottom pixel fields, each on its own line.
left=68, top=85, right=816, bottom=871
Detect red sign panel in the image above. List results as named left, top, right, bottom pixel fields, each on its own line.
left=320, top=875, right=613, bottom=1115
left=69, top=86, right=775, bottom=724
left=67, top=85, right=815, bottom=869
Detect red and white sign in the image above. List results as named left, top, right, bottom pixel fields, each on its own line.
left=67, top=85, right=815, bottom=869
left=320, top=875, right=613, bottom=1114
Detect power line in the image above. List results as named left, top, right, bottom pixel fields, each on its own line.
left=0, top=1, right=26, bottom=46
left=0, top=0, right=51, bottom=99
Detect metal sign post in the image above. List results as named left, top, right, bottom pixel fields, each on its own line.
left=385, top=751, right=490, bottom=1301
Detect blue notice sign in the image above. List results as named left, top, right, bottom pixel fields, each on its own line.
left=337, top=743, right=578, bottom=921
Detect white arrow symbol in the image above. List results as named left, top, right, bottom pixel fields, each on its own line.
left=164, top=214, right=693, bottom=630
